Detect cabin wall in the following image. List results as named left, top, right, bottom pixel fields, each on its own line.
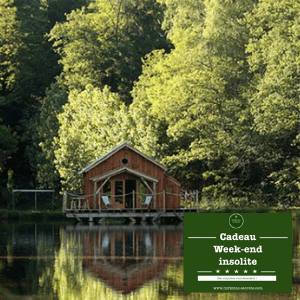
left=164, top=176, right=181, bottom=208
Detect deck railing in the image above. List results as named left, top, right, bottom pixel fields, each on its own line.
left=63, top=189, right=200, bottom=213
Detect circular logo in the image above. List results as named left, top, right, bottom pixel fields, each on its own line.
left=229, top=213, right=244, bottom=229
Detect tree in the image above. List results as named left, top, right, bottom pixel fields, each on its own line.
left=26, top=83, right=68, bottom=189
left=0, top=0, right=22, bottom=199
left=0, top=121, right=18, bottom=173
left=18, top=1, right=94, bottom=191
left=49, top=0, right=170, bottom=103
left=45, top=0, right=91, bottom=28
left=0, top=0, right=61, bottom=191
left=54, top=85, right=138, bottom=190
left=0, top=0, right=22, bottom=93
left=132, top=0, right=263, bottom=204
left=246, top=0, right=300, bottom=204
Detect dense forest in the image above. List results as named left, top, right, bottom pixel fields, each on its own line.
left=1, top=0, right=300, bottom=208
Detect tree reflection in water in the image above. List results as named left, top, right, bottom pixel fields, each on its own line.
left=53, top=224, right=299, bottom=299
left=53, top=224, right=183, bottom=299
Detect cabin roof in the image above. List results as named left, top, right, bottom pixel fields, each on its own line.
left=79, top=142, right=167, bottom=174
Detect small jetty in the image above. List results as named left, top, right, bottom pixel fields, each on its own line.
left=63, top=143, right=200, bottom=223
left=65, top=207, right=198, bottom=224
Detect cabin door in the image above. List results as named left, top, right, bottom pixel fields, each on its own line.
left=125, top=179, right=136, bottom=208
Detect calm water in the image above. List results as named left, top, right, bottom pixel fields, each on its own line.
left=0, top=220, right=299, bottom=299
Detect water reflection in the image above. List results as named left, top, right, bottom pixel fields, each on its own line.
left=64, top=224, right=183, bottom=295
left=0, top=221, right=300, bottom=299
left=0, top=223, right=60, bottom=299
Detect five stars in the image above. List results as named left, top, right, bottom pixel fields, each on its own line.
left=214, top=269, right=258, bottom=274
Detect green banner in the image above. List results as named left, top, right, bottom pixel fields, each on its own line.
left=184, top=213, right=292, bottom=293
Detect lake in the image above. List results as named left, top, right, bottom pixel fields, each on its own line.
left=0, top=220, right=299, bottom=299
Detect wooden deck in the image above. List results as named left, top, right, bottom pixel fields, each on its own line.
left=65, top=208, right=198, bottom=223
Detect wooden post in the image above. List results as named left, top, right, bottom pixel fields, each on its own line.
left=99, top=192, right=102, bottom=212
left=154, top=232, right=157, bottom=258
left=163, top=229, right=166, bottom=254
left=62, top=191, right=67, bottom=213
left=93, top=182, right=97, bottom=209
left=153, top=182, right=156, bottom=209
left=133, top=190, right=135, bottom=210
left=163, top=190, right=166, bottom=212
left=196, top=190, right=199, bottom=212
left=34, top=191, right=37, bottom=211
left=192, top=190, right=194, bottom=209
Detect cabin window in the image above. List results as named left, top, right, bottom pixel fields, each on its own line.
left=167, top=186, right=172, bottom=193
left=122, top=158, right=128, bottom=164
left=115, top=181, right=123, bottom=203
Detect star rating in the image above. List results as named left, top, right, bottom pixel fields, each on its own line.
left=211, top=269, right=257, bottom=275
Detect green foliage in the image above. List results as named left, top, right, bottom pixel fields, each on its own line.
left=2, top=0, right=300, bottom=206
left=45, top=0, right=91, bottom=28
left=0, top=122, right=18, bottom=172
left=49, top=0, right=170, bottom=103
left=0, top=0, right=97, bottom=207
left=246, top=0, right=300, bottom=203
left=0, top=0, right=22, bottom=92
left=27, top=83, right=68, bottom=189
left=133, top=0, right=262, bottom=200
left=246, top=0, right=300, bottom=137
left=0, top=121, right=18, bottom=206
left=54, top=85, right=160, bottom=191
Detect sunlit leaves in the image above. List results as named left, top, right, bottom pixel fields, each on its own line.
left=54, top=84, right=161, bottom=191
left=132, top=0, right=258, bottom=198
left=246, top=0, right=300, bottom=202
left=49, top=0, right=169, bottom=103
left=246, top=0, right=300, bottom=137
left=0, top=0, right=22, bottom=91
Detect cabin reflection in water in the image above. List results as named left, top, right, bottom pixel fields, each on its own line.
left=65, top=225, right=183, bottom=294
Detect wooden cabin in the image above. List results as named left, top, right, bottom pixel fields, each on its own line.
left=79, top=143, right=181, bottom=210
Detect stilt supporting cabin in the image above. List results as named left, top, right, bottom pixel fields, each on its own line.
left=64, top=143, right=198, bottom=223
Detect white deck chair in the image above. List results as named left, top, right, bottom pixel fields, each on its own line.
left=142, top=195, right=153, bottom=209
left=102, top=195, right=113, bottom=208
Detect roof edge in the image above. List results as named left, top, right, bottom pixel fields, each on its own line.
left=79, top=142, right=167, bottom=174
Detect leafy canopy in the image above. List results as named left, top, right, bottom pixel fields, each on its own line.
left=49, top=0, right=170, bottom=103
left=54, top=84, right=161, bottom=191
